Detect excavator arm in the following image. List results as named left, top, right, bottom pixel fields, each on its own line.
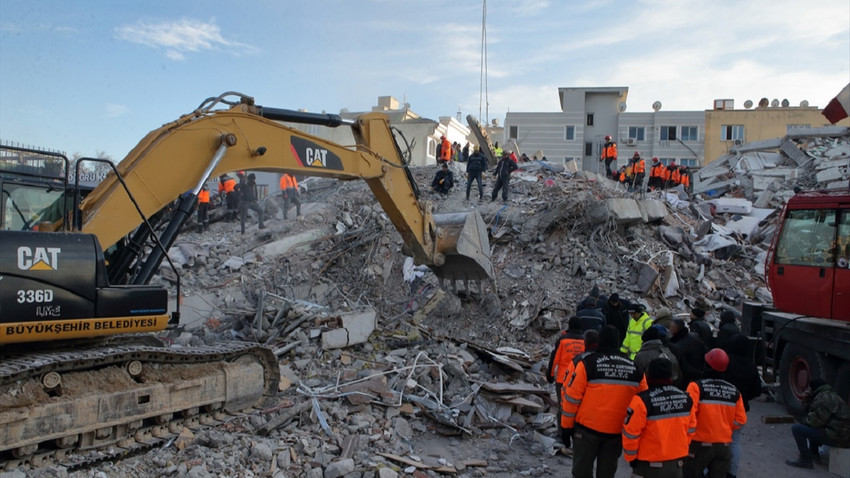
left=80, top=94, right=492, bottom=282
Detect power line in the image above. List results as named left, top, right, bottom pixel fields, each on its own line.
left=479, top=0, right=489, bottom=125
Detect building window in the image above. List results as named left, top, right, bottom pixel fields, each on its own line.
left=660, top=158, right=676, bottom=166
left=628, top=127, right=645, bottom=141
left=509, top=126, right=518, bottom=140
left=565, top=125, right=575, bottom=141
left=681, top=126, right=698, bottom=141
left=586, top=113, right=594, bottom=126
left=584, top=142, right=593, bottom=156
left=660, top=126, right=677, bottom=141
left=428, top=139, right=436, bottom=157
left=678, top=158, right=698, bottom=167
left=721, top=125, right=744, bottom=141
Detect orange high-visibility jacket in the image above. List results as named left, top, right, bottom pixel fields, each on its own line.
left=198, top=189, right=210, bottom=203
left=671, top=169, right=682, bottom=184
left=687, top=379, right=747, bottom=444
left=601, top=142, right=618, bottom=161
left=548, top=333, right=585, bottom=384
left=218, top=178, right=236, bottom=194
left=622, top=385, right=696, bottom=462
left=280, top=174, right=299, bottom=190
left=619, top=171, right=626, bottom=182
left=561, top=352, right=648, bottom=433
left=651, top=163, right=665, bottom=178
left=440, top=138, right=452, bottom=161
left=680, top=171, right=690, bottom=188
left=633, top=159, right=645, bottom=174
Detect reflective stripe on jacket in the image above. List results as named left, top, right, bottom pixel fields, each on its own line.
left=622, top=385, right=696, bottom=462
left=621, top=312, right=653, bottom=359
left=548, top=333, right=585, bottom=384
left=633, top=158, right=645, bottom=174
left=561, top=352, right=647, bottom=433
left=687, top=378, right=747, bottom=443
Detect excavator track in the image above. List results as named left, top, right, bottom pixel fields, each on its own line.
left=0, top=339, right=279, bottom=470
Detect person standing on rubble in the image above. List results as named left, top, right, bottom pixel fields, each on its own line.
left=236, top=173, right=266, bottom=234
left=465, top=146, right=487, bottom=201
left=662, top=161, right=676, bottom=189
left=631, top=152, right=646, bottom=192
left=684, top=349, right=747, bottom=478
left=561, top=325, right=647, bottom=478
left=491, top=152, right=518, bottom=202
left=548, top=317, right=586, bottom=441
left=649, top=158, right=664, bottom=190
left=622, top=357, right=696, bottom=478
left=196, top=185, right=210, bottom=232
left=600, top=135, right=618, bottom=177
left=462, top=142, right=470, bottom=162
left=279, top=173, right=302, bottom=220
left=439, top=135, right=452, bottom=163
left=218, top=174, right=239, bottom=222
left=621, top=304, right=654, bottom=360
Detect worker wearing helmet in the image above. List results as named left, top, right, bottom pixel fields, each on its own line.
left=622, top=358, right=696, bottom=477
left=620, top=303, right=653, bottom=360
left=684, top=348, right=747, bottom=478
left=600, top=135, right=618, bottom=177
left=218, top=174, right=238, bottom=222
left=631, top=152, right=646, bottom=192
left=439, top=135, right=452, bottom=163
left=649, top=158, right=664, bottom=189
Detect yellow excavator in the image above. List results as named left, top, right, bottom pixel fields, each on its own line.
left=0, top=92, right=493, bottom=468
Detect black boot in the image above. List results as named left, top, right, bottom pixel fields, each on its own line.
left=785, top=458, right=814, bottom=469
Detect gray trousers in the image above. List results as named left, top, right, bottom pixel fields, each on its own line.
left=239, top=201, right=264, bottom=233
left=283, top=187, right=301, bottom=219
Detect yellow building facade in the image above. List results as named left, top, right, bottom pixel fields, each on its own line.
left=704, top=102, right=850, bottom=164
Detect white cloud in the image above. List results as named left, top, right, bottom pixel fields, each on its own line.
left=105, top=103, right=129, bottom=118
left=115, top=18, right=258, bottom=60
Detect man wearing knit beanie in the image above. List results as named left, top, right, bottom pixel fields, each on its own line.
left=623, top=357, right=696, bottom=477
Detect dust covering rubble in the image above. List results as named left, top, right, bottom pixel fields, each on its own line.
left=16, top=128, right=849, bottom=478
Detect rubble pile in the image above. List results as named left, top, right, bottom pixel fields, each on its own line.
left=19, top=143, right=845, bottom=477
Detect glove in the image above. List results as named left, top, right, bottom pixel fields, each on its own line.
left=547, top=375, right=554, bottom=384
left=561, top=428, right=573, bottom=448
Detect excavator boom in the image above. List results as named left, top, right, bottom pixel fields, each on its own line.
left=80, top=95, right=492, bottom=282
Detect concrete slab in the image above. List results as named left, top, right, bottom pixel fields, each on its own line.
left=259, top=228, right=332, bottom=257
left=816, top=166, right=848, bottom=183
left=827, top=180, right=850, bottom=190
left=606, top=198, right=642, bottom=224
left=786, top=126, right=850, bottom=138
left=174, top=292, right=224, bottom=331
left=322, top=309, right=377, bottom=350
left=724, top=216, right=761, bottom=240
left=731, top=138, right=783, bottom=152
left=708, top=198, right=753, bottom=214
left=637, top=200, right=667, bottom=223
left=780, top=139, right=809, bottom=166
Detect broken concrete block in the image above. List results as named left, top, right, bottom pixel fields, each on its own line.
left=321, top=310, right=377, bottom=349
left=816, top=166, right=847, bottom=183
left=635, top=262, right=659, bottom=294
left=780, top=139, right=809, bottom=166
left=325, top=458, right=355, bottom=478
left=637, top=200, right=667, bottom=223
left=708, top=198, right=752, bottom=214
left=606, top=198, right=642, bottom=224
left=724, top=216, right=761, bottom=241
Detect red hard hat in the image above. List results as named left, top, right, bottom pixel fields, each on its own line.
left=705, top=348, right=729, bottom=372
left=605, top=135, right=612, bottom=140
left=633, top=151, right=640, bottom=157
left=652, top=157, right=659, bottom=162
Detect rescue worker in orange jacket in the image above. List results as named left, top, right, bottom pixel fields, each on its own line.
left=280, top=173, right=302, bottom=220
left=631, top=152, right=646, bottom=191
left=684, top=349, right=747, bottom=478
left=218, top=174, right=238, bottom=221
left=623, top=357, right=697, bottom=478
left=562, top=326, right=648, bottom=478
left=196, top=185, right=210, bottom=232
left=648, top=158, right=664, bottom=190
left=600, top=135, right=618, bottom=177
left=663, top=162, right=677, bottom=189
left=678, top=165, right=691, bottom=190
left=439, top=135, right=452, bottom=163
left=547, top=317, right=586, bottom=442
left=670, top=166, right=682, bottom=188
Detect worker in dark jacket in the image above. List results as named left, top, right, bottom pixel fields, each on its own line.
left=465, top=146, right=487, bottom=200
left=723, top=333, right=762, bottom=478
left=716, top=310, right=741, bottom=349
left=633, top=325, right=682, bottom=388
left=490, top=152, right=518, bottom=202
left=622, top=358, right=696, bottom=477
left=602, top=293, right=630, bottom=341
left=236, top=173, right=266, bottom=234
left=431, top=163, right=454, bottom=195
left=786, top=379, right=850, bottom=469
left=562, top=326, right=647, bottom=478
left=688, top=308, right=714, bottom=348
left=576, top=296, right=605, bottom=331
left=669, top=318, right=708, bottom=387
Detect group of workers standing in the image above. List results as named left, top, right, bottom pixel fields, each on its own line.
left=200, top=171, right=303, bottom=234
left=600, top=135, right=693, bottom=192
left=432, top=136, right=519, bottom=202
left=546, top=288, right=850, bottom=478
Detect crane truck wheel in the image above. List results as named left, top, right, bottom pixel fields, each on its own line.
left=778, top=343, right=837, bottom=416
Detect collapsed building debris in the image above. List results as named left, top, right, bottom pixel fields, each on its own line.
left=23, top=129, right=848, bottom=477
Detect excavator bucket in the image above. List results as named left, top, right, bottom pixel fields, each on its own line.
left=431, top=211, right=494, bottom=284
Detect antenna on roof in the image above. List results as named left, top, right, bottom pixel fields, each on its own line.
left=618, top=102, right=627, bottom=113
left=652, top=101, right=662, bottom=111
left=743, top=99, right=753, bottom=109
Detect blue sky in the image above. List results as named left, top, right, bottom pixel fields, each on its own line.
left=1, top=0, right=848, bottom=160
